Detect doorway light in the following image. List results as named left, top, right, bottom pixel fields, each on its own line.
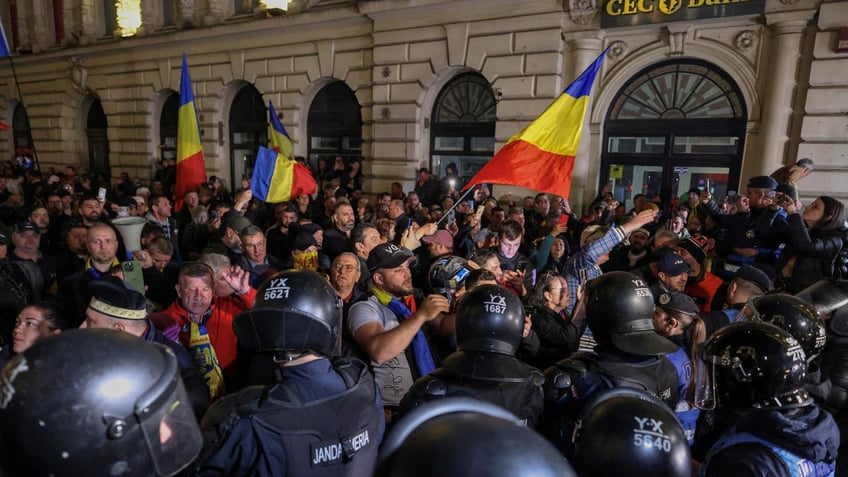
left=116, top=0, right=142, bottom=37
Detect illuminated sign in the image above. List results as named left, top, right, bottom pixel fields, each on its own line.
left=601, top=0, right=765, bottom=28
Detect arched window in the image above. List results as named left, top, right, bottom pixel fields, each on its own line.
left=307, top=81, right=362, bottom=171
left=160, top=92, right=179, bottom=164
left=430, top=73, right=496, bottom=183
left=229, top=84, right=267, bottom=186
left=602, top=60, right=747, bottom=208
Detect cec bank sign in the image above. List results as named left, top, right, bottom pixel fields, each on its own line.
left=601, top=0, right=765, bottom=28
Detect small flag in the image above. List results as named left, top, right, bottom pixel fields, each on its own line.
left=268, top=101, right=294, bottom=158
left=250, top=146, right=316, bottom=203
left=464, top=48, right=609, bottom=199
left=175, top=53, right=206, bottom=210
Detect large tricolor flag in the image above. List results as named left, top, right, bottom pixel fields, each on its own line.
left=268, top=100, right=294, bottom=158
left=464, top=48, right=608, bottom=199
left=175, top=53, right=206, bottom=211
left=250, top=146, right=316, bottom=203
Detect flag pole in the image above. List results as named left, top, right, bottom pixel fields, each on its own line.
left=436, top=184, right=477, bottom=226
left=5, top=52, right=42, bottom=173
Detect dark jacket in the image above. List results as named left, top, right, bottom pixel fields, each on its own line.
left=700, top=405, right=839, bottom=476
left=527, top=306, right=582, bottom=371
left=776, top=214, right=845, bottom=293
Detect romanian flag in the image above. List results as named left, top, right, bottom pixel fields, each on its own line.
left=268, top=100, right=294, bottom=158
left=464, top=48, right=608, bottom=199
left=250, top=146, right=316, bottom=203
left=175, top=53, right=206, bottom=210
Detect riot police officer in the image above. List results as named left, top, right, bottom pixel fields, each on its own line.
left=0, top=329, right=203, bottom=476
left=193, top=270, right=383, bottom=476
left=399, top=283, right=544, bottom=426
left=795, top=278, right=848, bottom=474
left=377, top=397, right=575, bottom=477
left=571, top=388, right=691, bottom=477
left=748, top=294, right=830, bottom=402
left=698, top=321, right=839, bottom=476
left=542, top=271, right=679, bottom=456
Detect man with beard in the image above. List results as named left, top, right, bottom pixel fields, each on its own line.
left=76, top=195, right=108, bottom=227
left=651, top=251, right=691, bottom=295
left=603, top=227, right=651, bottom=272
left=322, top=202, right=356, bottom=260
left=265, top=203, right=298, bottom=261
left=348, top=243, right=451, bottom=420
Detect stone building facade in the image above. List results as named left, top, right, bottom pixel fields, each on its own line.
left=0, top=0, right=845, bottom=209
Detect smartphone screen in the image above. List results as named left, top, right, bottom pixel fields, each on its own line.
left=97, top=187, right=106, bottom=200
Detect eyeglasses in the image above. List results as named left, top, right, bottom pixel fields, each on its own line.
left=333, top=263, right=357, bottom=273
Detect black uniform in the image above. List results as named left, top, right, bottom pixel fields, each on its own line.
left=399, top=350, right=544, bottom=427
left=195, top=357, right=383, bottom=477
left=541, top=350, right=678, bottom=453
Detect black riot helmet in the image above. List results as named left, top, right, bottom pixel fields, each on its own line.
left=585, top=271, right=677, bottom=356
left=234, top=269, right=343, bottom=357
left=0, top=329, right=202, bottom=476
left=748, top=294, right=827, bottom=362
left=376, top=397, right=576, bottom=477
left=572, top=388, right=691, bottom=477
left=795, top=278, right=848, bottom=336
left=455, top=283, right=524, bottom=355
left=703, top=321, right=811, bottom=412
left=429, top=255, right=471, bottom=296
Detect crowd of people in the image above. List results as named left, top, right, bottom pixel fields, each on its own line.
left=1, top=154, right=848, bottom=476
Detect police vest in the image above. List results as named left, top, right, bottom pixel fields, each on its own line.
left=665, top=347, right=699, bottom=444
left=238, top=358, right=381, bottom=477
left=550, top=351, right=679, bottom=409
left=701, top=429, right=835, bottom=477
left=404, top=365, right=544, bottom=426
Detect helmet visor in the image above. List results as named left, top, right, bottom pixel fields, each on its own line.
left=138, top=377, right=203, bottom=476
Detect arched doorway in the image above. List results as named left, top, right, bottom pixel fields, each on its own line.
left=430, top=73, right=496, bottom=183
left=229, top=84, right=266, bottom=187
left=601, top=60, right=747, bottom=209
left=307, top=81, right=362, bottom=172
left=159, top=92, right=179, bottom=164
left=12, top=103, right=35, bottom=170
left=86, top=100, right=110, bottom=179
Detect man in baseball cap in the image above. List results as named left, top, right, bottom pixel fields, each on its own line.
left=351, top=242, right=450, bottom=415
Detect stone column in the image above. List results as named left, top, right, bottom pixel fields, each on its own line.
left=79, top=0, right=99, bottom=45
left=566, top=35, right=603, bottom=211
left=15, top=2, right=31, bottom=52
left=758, top=10, right=816, bottom=175
left=30, top=0, right=49, bottom=52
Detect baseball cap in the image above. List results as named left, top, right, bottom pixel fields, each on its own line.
left=658, top=252, right=690, bottom=276
left=421, top=230, right=454, bottom=248
left=13, top=221, right=39, bottom=234
left=367, top=243, right=415, bottom=272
